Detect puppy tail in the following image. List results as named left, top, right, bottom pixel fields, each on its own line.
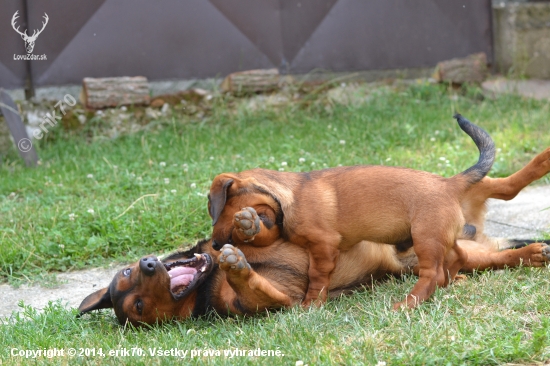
left=453, top=113, right=496, bottom=187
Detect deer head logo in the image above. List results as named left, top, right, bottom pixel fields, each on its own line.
left=11, top=11, right=49, bottom=54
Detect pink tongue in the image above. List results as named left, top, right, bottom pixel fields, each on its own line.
left=169, top=267, right=198, bottom=291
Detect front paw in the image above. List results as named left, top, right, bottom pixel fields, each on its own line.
left=218, top=244, right=251, bottom=274
left=233, top=207, right=261, bottom=241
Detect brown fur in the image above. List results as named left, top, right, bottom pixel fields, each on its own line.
left=79, top=148, right=550, bottom=325
left=208, top=115, right=495, bottom=308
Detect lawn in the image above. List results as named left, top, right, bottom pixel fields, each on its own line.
left=1, top=82, right=550, bottom=365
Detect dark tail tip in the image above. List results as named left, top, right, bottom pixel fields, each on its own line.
left=453, top=113, right=496, bottom=185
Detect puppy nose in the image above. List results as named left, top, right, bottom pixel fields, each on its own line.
left=212, top=240, right=222, bottom=250
left=140, top=256, right=158, bottom=276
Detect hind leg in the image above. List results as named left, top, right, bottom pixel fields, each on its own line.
left=488, top=147, right=550, bottom=200
left=460, top=148, right=550, bottom=242
left=467, top=147, right=550, bottom=203
left=394, top=217, right=467, bottom=309
left=394, top=236, right=448, bottom=309
left=460, top=241, right=550, bottom=271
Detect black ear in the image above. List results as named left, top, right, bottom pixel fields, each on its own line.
left=209, top=178, right=234, bottom=225
left=78, top=287, right=113, bottom=316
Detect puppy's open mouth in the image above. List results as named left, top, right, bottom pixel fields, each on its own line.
left=164, top=253, right=213, bottom=299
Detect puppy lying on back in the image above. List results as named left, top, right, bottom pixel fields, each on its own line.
left=78, top=146, right=550, bottom=325
left=208, top=114, right=496, bottom=308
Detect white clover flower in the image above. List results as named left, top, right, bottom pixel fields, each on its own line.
left=87, top=174, right=94, bottom=179
left=164, top=178, right=170, bottom=184
left=171, top=189, right=177, bottom=194
left=190, top=183, right=197, bottom=189
left=435, top=130, right=440, bottom=135
left=386, top=157, right=392, bottom=162
left=68, top=213, right=76, bottom=221
left=159, top=162, right=166, bottom=167
left=58, top=244, right=65, bottom=249
left=268, top=156, right=275, bottom=163
left=299, top=157, right=306, bottom=163
left=339, top=140, right=346, bottom=145
left=278, top=168, right=285, bottom=172
left=281, top=161, right=288, bottom=167
left=311, top=162, right=316, bottom=166
left=430, top=137, right=436, bottom=142
left=209, top=156, right=214, bottom=160
left=439, top=157, right=446, bottom=161
left=87, top=209, right=94, bottom=214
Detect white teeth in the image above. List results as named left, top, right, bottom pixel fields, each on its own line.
left=169, top=274, right=172, bottom=278
left=194, top=253, right=201, bottom=259
left=200, top=265, right=207, bottom=272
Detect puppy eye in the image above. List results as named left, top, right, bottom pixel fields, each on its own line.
left=123, top=268, right=131, bottom=276
left=135, top=299, right=143, bottom=315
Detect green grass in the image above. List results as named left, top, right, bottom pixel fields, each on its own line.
left=1, top=82, right=550, bottom=364
left=3, top=267, right=550, bottom=365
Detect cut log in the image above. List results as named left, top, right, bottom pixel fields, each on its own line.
left=433, top=53, right=488, bottom=84
left=81, top=76, right=150, bottom=109
left=220, top=69, right=282, bottom=94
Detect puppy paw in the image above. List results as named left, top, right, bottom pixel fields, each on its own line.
left=218, top=244, right=251, bottom=274
left=522, top=243, right=550, bottom=266
left=533, top=243, right=550, bottom=263
left=233, top=207, right=261, bottom=241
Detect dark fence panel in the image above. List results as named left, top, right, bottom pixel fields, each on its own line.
left=0, top=0, right=492, bottom=89
left=0, top=0, right=27, bottom=88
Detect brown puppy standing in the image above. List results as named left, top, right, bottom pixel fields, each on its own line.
left=208, top=114, right=496, bottom=308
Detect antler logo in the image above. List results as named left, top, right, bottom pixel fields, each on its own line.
left=11, top=11, right=49, bottom=54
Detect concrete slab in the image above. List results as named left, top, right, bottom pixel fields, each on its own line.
left=485, top=185, right=550, bottom=239
left=482, top=78, right=550, bottom=101
left=0, top=267, right=119, bottom=320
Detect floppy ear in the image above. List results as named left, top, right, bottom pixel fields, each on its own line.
left=208, top=176, right=234, bottom=225
left=78, top=287, right=113, bottom=316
